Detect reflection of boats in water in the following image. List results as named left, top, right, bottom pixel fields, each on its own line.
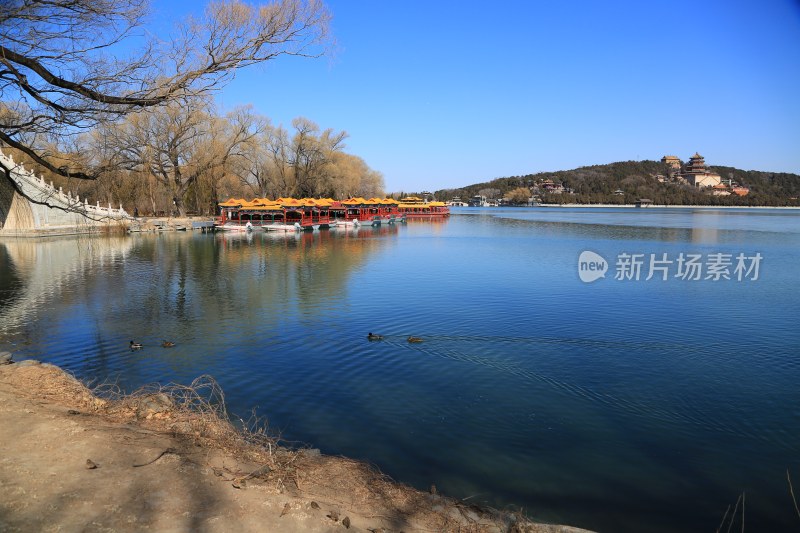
left=216, top=220, right=400, bottom=249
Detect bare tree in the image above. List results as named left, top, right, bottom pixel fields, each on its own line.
left=264, top=125, right=293, bottom=196
left=0, top=0, right=331, bottom=180
left=321, top=152, right=384, bottom=199
left=290, top=117, right=347, bottom=197
left=234, top=116, right=285, bottom=198
left=204, top=105, right=265, bottom=211
left=102, top=99, right=260, bottom=216
left=478, top=188, right=501, bottom=200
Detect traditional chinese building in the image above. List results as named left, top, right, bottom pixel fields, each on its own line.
left=661, top=155, right=682, bottom=169
left=681, top=152, right=721, bottom=188
left=711, top=184, right=731, bottom=196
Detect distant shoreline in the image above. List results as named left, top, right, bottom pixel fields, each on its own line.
left=455, top=204, right=800, bottom=210
left=543, top=204, right=800, bottom=209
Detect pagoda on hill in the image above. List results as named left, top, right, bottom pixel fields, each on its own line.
left=681, top=152, right=721, bottom=188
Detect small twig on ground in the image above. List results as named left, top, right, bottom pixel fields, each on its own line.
left=239, top=464, right=272, bottom=481
left=133, top=447, right=177, bottom=467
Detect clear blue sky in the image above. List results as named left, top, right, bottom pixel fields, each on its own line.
left=158, top=0, right=800, bottom=193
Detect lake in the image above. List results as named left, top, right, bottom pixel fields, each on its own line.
left=1, top=207, right=798, bottom=532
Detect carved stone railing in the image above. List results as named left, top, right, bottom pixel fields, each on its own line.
left=0, top=150, right=132, bottom=236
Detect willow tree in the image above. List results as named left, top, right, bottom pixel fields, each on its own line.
left=0, top=0, right=331, bottom=184
left=505, top=187, right=532, bottom=205
left=289, top=117, right=347, bottom=197
left=234, top=118, right=288, bottom=198
left=235, top=117, right=349, bottom=198
left=99, top=100, right=262, bottom=216
left=320, top=152, right=384, bottom=199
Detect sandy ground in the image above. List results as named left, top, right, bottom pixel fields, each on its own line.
left=0, top=359, right=592, bottom=533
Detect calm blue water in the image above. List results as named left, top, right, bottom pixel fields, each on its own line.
left=1, top=207, right=799, bottom=532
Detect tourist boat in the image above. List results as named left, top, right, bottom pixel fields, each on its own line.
left=216, top=196, right=440, bottom=232
left=217, top=197, right=332, bottom=231
left=396, top=196, right=450, bottom=218
left=331, top=197, right=407, bottom=225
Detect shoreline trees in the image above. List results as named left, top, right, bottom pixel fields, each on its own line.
left=1, top=0, right=382, bottom=214
left=6, top=104, right=385, bottom=216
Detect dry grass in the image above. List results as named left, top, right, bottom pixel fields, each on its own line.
left=93, top=375, right=292, bottom=471
left=6, top=362, right=584, bottom=533
left=92, top=375, right=581, bottom=532
left=90, top=375, right=544, bottom=532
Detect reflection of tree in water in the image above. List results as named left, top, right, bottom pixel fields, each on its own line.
left=0, top=243, right=22, bottom=309
left=0, top=236, right=134, bottom=337
left=115, top=229, right=396, bottom=350
left=217, top=228, right=396, bottom=318
left=0, top=231, right=395, bottom=373
left=0, top=236, right=131, bottom=368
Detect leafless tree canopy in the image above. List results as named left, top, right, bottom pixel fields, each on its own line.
left=0, top=0, right=331, bottom=179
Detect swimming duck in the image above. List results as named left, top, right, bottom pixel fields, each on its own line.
left=161, top=340, right=175, bottom=348
left=129, top=341, right=143, bottom=350
left=367, top=333, right=384, bottom=341
left=407, top=336, right=424, bottom=343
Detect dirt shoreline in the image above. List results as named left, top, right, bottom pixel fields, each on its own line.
left=0, top=359, right=592, bottom=533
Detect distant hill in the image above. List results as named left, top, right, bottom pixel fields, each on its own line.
left=434, top=160, right=800, bottom=206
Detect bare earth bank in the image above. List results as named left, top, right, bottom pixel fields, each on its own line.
left=0, top=360, right=593, bottom=533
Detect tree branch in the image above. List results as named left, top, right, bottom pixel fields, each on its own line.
left=0, top=130, right=97, bottom=180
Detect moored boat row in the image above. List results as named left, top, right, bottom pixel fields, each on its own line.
left=216, top=196, right=449, bottom=231
left=395, top=196, right=451, bottom=217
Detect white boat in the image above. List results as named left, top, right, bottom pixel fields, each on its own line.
left=263, top=222, right=303, bottom=232
left=384, top=214, right=406, bottom=224
left=216, top=221, right=260, bottom=232
left=330, top=218, right=361, bottom=228
left=368, top=214, right=407, bottom=227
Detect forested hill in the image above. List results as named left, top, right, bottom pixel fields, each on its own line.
left=434, top=160, right=800, bottom=206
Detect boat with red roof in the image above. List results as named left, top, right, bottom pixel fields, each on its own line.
left=216, top=195, right=446, bottom=232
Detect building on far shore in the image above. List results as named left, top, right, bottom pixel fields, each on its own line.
left=711, top=184, right=732, bottom=196
left=661, top=155, right=682, bottom=170
left=469, top=195, right=487, bottom=207
left=681, top=152, right=721, bottom=188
